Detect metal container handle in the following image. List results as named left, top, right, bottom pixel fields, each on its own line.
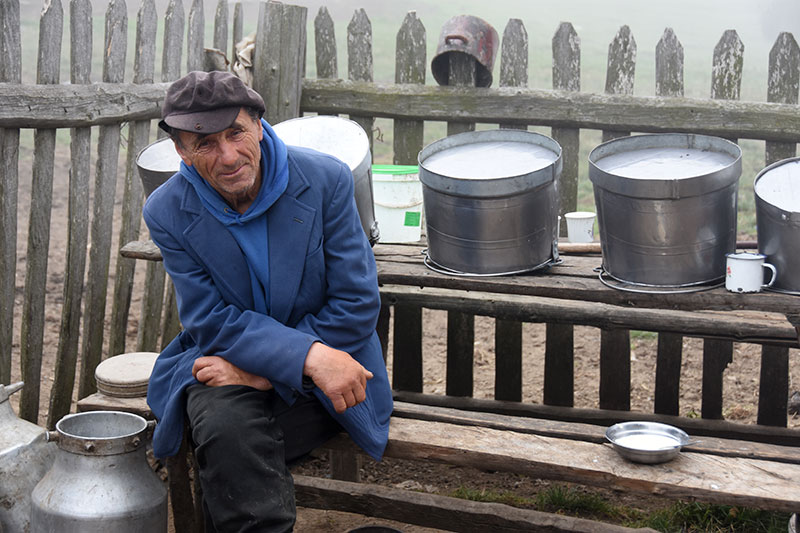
left=445, top=34, right=467, bottom=45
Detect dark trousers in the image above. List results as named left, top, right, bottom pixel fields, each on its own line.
left=186, top=384, right=342, bottom=533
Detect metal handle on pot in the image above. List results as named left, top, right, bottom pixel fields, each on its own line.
left=6, top=381, right=23, bottom=396
left=445, top=34, right=467, bottom=45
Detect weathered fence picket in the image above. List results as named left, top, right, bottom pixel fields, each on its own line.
left=495, top=18, right=526, bottom=403
left=3, top=2, right=799, bottom=445
left=390, top=12, right=425, bottom=394
left=75, top=0, right=127, bottom=407
left=700, top=29, right=743, bottom=422
left=19, top=0, right=62, bottom=423
left=47, top=0, right=93, bottom=428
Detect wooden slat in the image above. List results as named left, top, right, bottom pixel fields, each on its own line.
left=231, top=2, right=242, bottom=67
left=379, top=285, right=799, bottom=346
left=375, top=417, right=800, bottom=513
left=186, top=0, right=203, bottom=72
left=162, top=0, right=184, bottom=81
left=701, top=339, right=733, bottom=420
left=599, top=329, right=630, bottom=411
left=19, top=0, right=62, bottom=422
left=78, top=0, right=127, bottom=400
left=314, top=6, right=337, bottom=79
left=446, top=312, right=474, bottom=397
left=294, top=474, right=654, bottom=533
left=0, top=0, right=22, bottom=385
left=495, top=19, right=527, bottom=404
left=544, top=323, right=574, bottom=406
left=347, top=9, right=375, bottom=150
left=602, top=25, right=636, bottom=142
left=551, top=21, right=580, bottom=216
left=212, top=0, right=227, bottom=53
left=47, top=0, right=93, bottom=428
left=758, top=345, right=790, bottom=427
left=653, top=333, right=682, bottom=416
left=765, top=32, right=800, bottom=164
left=392, top=304, right=423, bottom=392
left=109, top=0, right=156, bottom=359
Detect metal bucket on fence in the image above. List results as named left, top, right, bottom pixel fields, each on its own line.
left=418, top=129, right=562, bottom=276
left=273, top=115, right=380, bottom=245
left=0, top=382, right=55, bottom=533
left=589, top=133, right=741, bottom=287
left=30, top=411, right=167, bottom=533
left=136, top=137, right=182, bottom=197
left=754, top=157, right=800, bottom=293
left=431, top=15, right=499, bottom=87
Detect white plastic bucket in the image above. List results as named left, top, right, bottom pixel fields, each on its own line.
left=372, top=165, right=424, bottom=243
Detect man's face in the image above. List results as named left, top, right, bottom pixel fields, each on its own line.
left=174, top=109, right=263, bottom=209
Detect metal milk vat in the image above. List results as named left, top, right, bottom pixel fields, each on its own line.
left=754, top=157, right=800, bottom=293
left=589, top=134, right=741, bottom=287
left=273, top=115, right=380, bottom=245
left=30, top=411, right=167, bottom=533
left=418, top=129, right=562, bottom=275
left=0, top=383, right=55, bottom=533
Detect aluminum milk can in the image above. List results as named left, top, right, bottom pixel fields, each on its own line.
left=30, top=411, right=167, bottom=533
left=0, top=382, right=56, bottom=533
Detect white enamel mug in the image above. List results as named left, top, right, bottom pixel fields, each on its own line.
left=564, top=211, right=596, bottom=243
left=725, top=252, right=777, bottom=293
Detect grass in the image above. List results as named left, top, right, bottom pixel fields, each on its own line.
left=450, top=483, right=792, bottom=532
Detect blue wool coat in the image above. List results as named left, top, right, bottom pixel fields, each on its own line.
left=142, top=146, right=392, bottom=460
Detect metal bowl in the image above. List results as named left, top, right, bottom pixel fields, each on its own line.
left=605, top=421, right=691, bottom=464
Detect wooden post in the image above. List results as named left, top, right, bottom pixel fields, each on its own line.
left=0, top=0, right=22, bottom=385
left=19, top=0, right=62, bottom=423
left=47, top=0, right=93, bottom=428
left=602, top=25, right=636, bottom=142
left=109, top=0, right=156, bottom=359
left=186, top=0, right=203, bottom=72
left=391, top=11, right=426, bottom=394
left=651, top=28, right=685, bottom=417
left=253, top=1, right=307, bottom=124
left=495, top=19, right=527, bottom=403
left=232, top=2, right=242, bottom=68
left=551, top=22, right=580, bottom=220
left=78, top=0, right=127, bottom=401
left=314, top=6, right=337, bottom=79
left=213, top=0, right=228, bottom=53
left=347, top=9, right=375, bottom=151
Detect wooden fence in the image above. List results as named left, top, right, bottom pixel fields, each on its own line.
left=1, top=0, right=799, bottom=432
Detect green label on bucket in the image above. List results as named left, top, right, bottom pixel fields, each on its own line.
left=404, top=211, right=421, bottom=227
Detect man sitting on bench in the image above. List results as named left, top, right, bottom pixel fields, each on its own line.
left=143, top=70, right=392, bottom=532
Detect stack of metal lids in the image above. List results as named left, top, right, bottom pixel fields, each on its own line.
left=94, top=352, right=159, bottom=398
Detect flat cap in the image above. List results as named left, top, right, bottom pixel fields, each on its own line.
left=159, top=71, right=266, bottom=134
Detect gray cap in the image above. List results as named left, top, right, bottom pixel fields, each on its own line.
left=159, top=71, right=266, bottom=134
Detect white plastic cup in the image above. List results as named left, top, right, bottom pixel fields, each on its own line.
left=725, top=252, right=777, bottom=293
left=564, top=211, right=596, bottom=243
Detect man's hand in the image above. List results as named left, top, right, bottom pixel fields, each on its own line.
left=303, top=342, right=373, bottom=413
left=192, top=356, right=273, bottom=391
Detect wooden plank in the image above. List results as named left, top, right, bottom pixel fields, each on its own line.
left=186, top=0, right=203, bottom=72
left=212, top=0, right=227, bottom=53
left=109, top=0, right=156, bottom=359
left=162, top=0, right=184, bottom=81
left=391, top=401, right=800, bottom=464
left=138, top=261, right=167, bottom=352
left=655, top=28, right=683, bottom=97
left=232, top=2, right=242, bottom=67
left=48, top=0, right=93, bottom=428
left=347, top=9, right=375, bottom=150
left=378, top=417, right=800, bottom=513
left=551, top=22, right=580, bottom=217
left=496, top=19, right=529, bottom=404
left=0, top=0, right=22, bottom=385
left=393, top=391, right=800, bottom=448
left=599, top=329, right=630, bottom=411
left=294, top=475, right=655, bottom=533
left=544, top=323, right=573, bottom=406
left=392, top=304, right=423, bottom=392
left=446, top=312, right=474, bottom=397
left=701, top=339, right=733, bottom=420
left=766, top=32, right=800, bottom=164
left=494, top=319, right=522, bottom=402
left=653, top=333, right=682, bottom=416
left=393, top=11, right=425, bottom=162
left=378, top=285, right=799, bottom=346
left=758, top=345, right=790, bottom=427
left=299, top=79, right=800, bottom=143
left=78, top=0, right=127, bottom=400
left=602, top=25, right=636, bottom=142
left=19, top=0, right=62, bottom=422
left=314, top=6, right=337, bottom=79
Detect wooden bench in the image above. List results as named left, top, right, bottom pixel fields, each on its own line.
left=78, top=389, right=800, bottom=532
